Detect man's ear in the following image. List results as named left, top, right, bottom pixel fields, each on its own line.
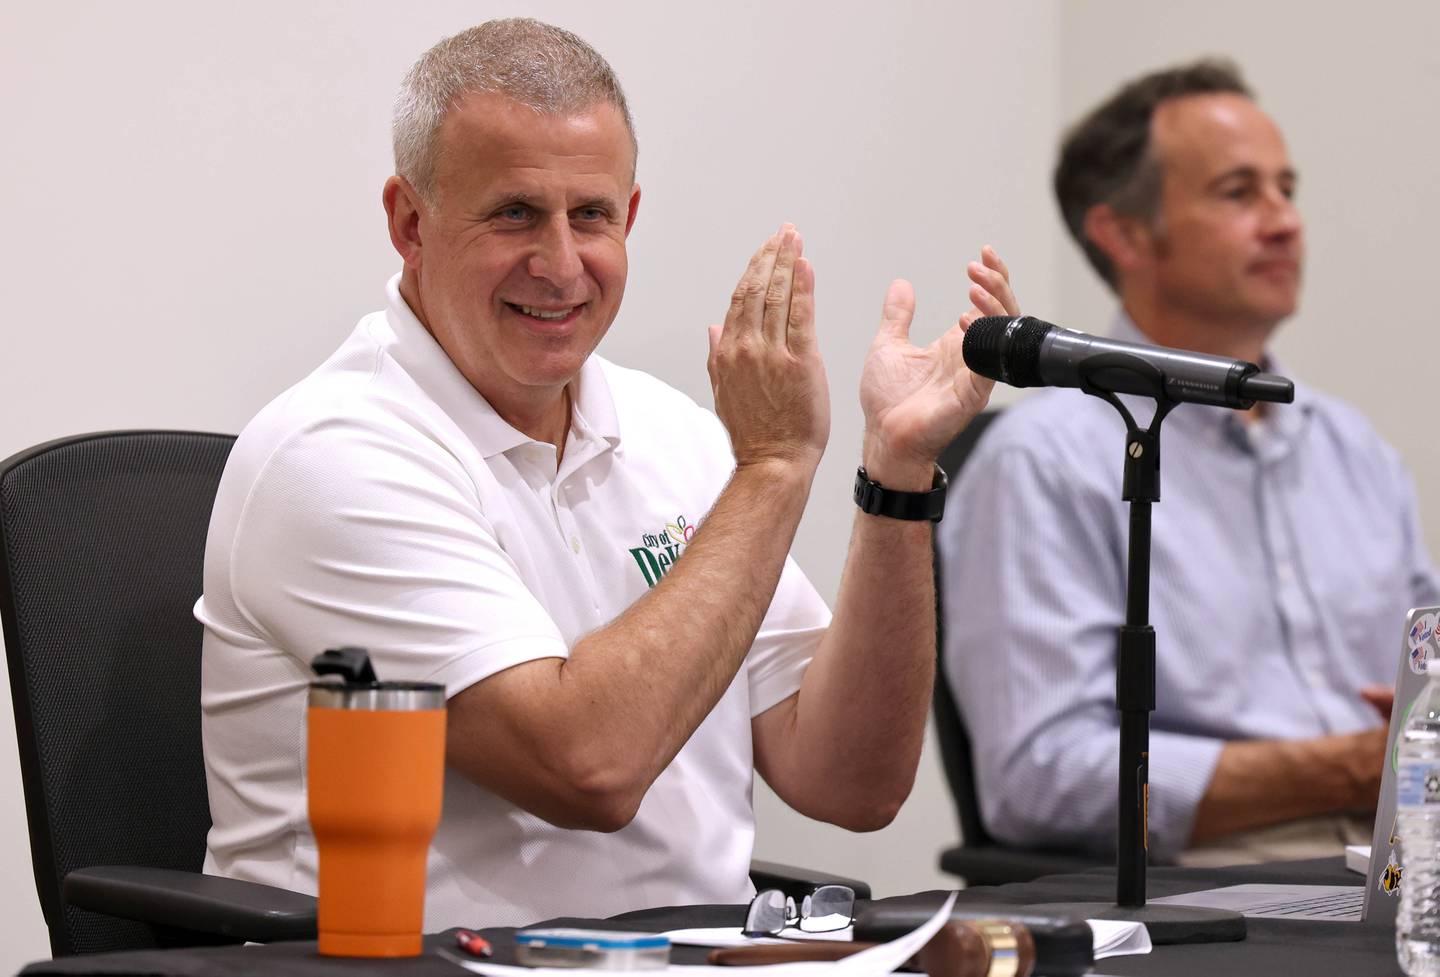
left=383, top=175, right=425, bottom=268
left=624, top=183, right=641, bottom=237
left=1084, top=203, right=1153, bottom=278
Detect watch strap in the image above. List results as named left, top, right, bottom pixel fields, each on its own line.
left=853, top=464, right=948, bottom=522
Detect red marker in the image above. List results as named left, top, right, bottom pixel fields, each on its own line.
left=456, top=930, right=493, bottom=958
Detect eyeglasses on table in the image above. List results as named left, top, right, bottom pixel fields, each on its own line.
left=742, top=884, right=856, bottom=937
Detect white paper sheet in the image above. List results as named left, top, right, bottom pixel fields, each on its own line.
left=441, top=895, right=1153, bottom=976
left=664, top=915, right=1149, bottom=961
left=445, top=892, right=956, bottom=977
left=1087, top=918, right=1152, bottom=959
left=1346, top=843, right=1372, bottom=875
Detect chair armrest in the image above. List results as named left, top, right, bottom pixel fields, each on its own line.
left=748, top=860, right=871, bottom=901
left=64, top=865, right=317, bottom=943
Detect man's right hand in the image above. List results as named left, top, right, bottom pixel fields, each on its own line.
left=707, top=225, right=830, bottom=474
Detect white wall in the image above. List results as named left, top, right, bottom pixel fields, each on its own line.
left=0, top=2, right=1060, bottom=967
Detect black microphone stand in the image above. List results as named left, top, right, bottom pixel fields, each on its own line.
left=1027, top=353, right=1246, bottom=944
left=1087, top=358, right=1172, bottom=910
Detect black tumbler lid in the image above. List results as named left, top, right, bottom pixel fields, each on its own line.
left=311, top=646, right=378, bottom=684
left=308, top=647, right=444, bottom=710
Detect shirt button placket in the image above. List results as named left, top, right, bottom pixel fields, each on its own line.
left=553, top=478, right=583, bottom=557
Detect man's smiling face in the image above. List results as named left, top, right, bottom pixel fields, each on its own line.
left=406, top=92, right=639, bottom=412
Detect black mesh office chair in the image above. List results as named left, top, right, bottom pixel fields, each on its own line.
left=932, top=411, right=1100, bottom=885
left=1, top=430, right=864, bottom=956
left=0, top=431, right=318, bottom=955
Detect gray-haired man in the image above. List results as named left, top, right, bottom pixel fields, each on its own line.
left=198, top=19, right=1015, bottom=927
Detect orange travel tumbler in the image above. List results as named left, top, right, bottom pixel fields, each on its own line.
left=307, top=648, right=446, bottom=957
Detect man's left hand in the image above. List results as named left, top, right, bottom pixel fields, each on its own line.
left=859, top=246, right=1018, bottom=476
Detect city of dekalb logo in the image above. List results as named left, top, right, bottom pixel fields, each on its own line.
left=629, top=515, right=695, bottom=588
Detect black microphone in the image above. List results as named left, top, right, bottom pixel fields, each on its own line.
left=962, top=315, right=1293, bottom=409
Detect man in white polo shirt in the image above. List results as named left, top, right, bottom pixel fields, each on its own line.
left=196, top=18, right=1016, bottom=929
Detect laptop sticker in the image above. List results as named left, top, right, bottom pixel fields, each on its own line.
left=1382, top=851, right=1404, bottom=896
left=1409, top=613, right=1436, bottom=674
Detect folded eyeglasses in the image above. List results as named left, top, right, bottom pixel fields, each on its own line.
left=742, top=885, right=856, bottom=937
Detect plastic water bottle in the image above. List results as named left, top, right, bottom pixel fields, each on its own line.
left=1398, top=675, right=1440, bottom=975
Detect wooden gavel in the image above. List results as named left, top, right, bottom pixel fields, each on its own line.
left=708, top=918, right=1036, bottom=977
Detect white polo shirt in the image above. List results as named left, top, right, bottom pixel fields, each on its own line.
left=196, top=276, right=830, bottom=929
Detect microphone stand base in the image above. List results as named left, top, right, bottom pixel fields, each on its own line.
left=1023, top=901, right=1246, bottom=945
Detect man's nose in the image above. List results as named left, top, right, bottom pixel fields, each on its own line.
left=1260, top=187, right=1302, bottom=241
left=528, top=217, right=584, bottom=286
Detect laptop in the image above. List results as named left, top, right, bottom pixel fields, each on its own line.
left=1149, top=604, right=1438, bottom=923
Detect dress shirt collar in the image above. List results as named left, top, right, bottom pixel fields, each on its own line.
left=1109, top=310, right=1314, bottom=462
left=381, top=273, right=621, bottom=460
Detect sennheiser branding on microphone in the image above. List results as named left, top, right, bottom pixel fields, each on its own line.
left=962, top=315, right=1294, bottom=409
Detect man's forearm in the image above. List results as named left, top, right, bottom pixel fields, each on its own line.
left=447, top=458, right=815, bottom=829
left=756, top=451, right=937, bottom=827
left=1190, top=729, right=1386, bottom=844
left=566, top=461, right=814, bottom=767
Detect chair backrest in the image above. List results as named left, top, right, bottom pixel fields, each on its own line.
left=0, top=431, right=235, bottom=956
left=932, top=410, right=1002, bottom=849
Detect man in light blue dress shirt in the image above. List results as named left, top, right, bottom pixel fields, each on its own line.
left=939, top=60, right=1440, bottom=864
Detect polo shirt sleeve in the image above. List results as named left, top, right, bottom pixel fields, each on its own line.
left=225, top=415, right=569, bottom=695
left=746, top=556, right=831, bottom=717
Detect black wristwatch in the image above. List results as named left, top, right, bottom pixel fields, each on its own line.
left=852, top=464, right=948, bottom=522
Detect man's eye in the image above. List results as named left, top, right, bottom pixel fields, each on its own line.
left=574, top=207, right=607, bottom=222
left=497, top=206, right=531, bottom=223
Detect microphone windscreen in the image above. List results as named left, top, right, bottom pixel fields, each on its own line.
left=1237, top=372, right=1295, bottom=404
left=962, top=316, right=1049, bottom=387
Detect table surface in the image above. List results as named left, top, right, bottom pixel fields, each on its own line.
left=20, top=856, right=1401, bottom=977
left=948, top=857, right=1399, bottom=977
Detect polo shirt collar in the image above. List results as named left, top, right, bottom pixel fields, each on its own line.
left=568, top=353, right=621, bottom=453
left=1108, top=311, right=1314, bottom=460
left=380, top=274, right=622, bottom=459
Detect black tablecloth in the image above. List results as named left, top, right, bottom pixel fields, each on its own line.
left=946, top=857, right=1399, bottom=977
left=18, top=906, right=749, bottom=977
left=19, top=857, right=1401, bottom=977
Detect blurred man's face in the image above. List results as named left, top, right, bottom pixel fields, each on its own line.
left=1143, top=93, right=1303, bottom=331
left=406, top=92, right=639, bottom=410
